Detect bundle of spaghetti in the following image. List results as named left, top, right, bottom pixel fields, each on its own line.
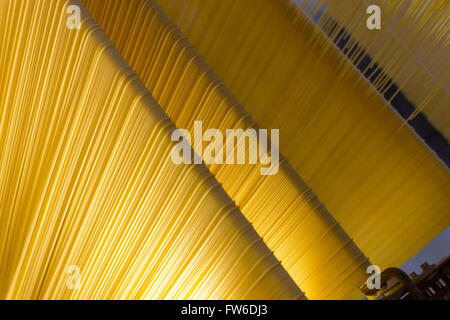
left=0, top=0, right=304, bottom=300
left=299, top=0, right=450, bottom=140
left=156, top=0, right=450, bottom=269
left=82, top=0, right=372, bottom=299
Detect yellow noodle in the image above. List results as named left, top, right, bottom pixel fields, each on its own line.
left=301, top=0, right=450, bottom=139
left=82, top=0, right=372, bottom=299
left=157, top=0, right=450, bottom=269
left=0, top=0, right=303, bottom=300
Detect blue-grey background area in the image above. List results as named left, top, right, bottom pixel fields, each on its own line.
left=401, top=227, right=450, bottom=274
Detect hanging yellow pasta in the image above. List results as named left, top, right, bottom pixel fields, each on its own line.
left=82, top=0, right=373, bottom=300
left=156, top=0, right=450, bottom=270
left=301, top=0, right=450, bottom=140
left=0, top=0, right=304, bottom=300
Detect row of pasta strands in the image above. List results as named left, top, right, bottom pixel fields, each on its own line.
left=156, top=0, right=450, bottom=271
left=300, top=0, right=450, bottom=140
left=82, top=0, right=372, bottom=300
left=0, top=0, right=304, bottom=300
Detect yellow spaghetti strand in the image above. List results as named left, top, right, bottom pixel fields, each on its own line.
left=0, top=0, right=303, bottom=300
left=82, top=0, right=372, bottom=299
left=156, top=0, right=450, bottom=270
left=302, top=0, right=450, bottom=140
